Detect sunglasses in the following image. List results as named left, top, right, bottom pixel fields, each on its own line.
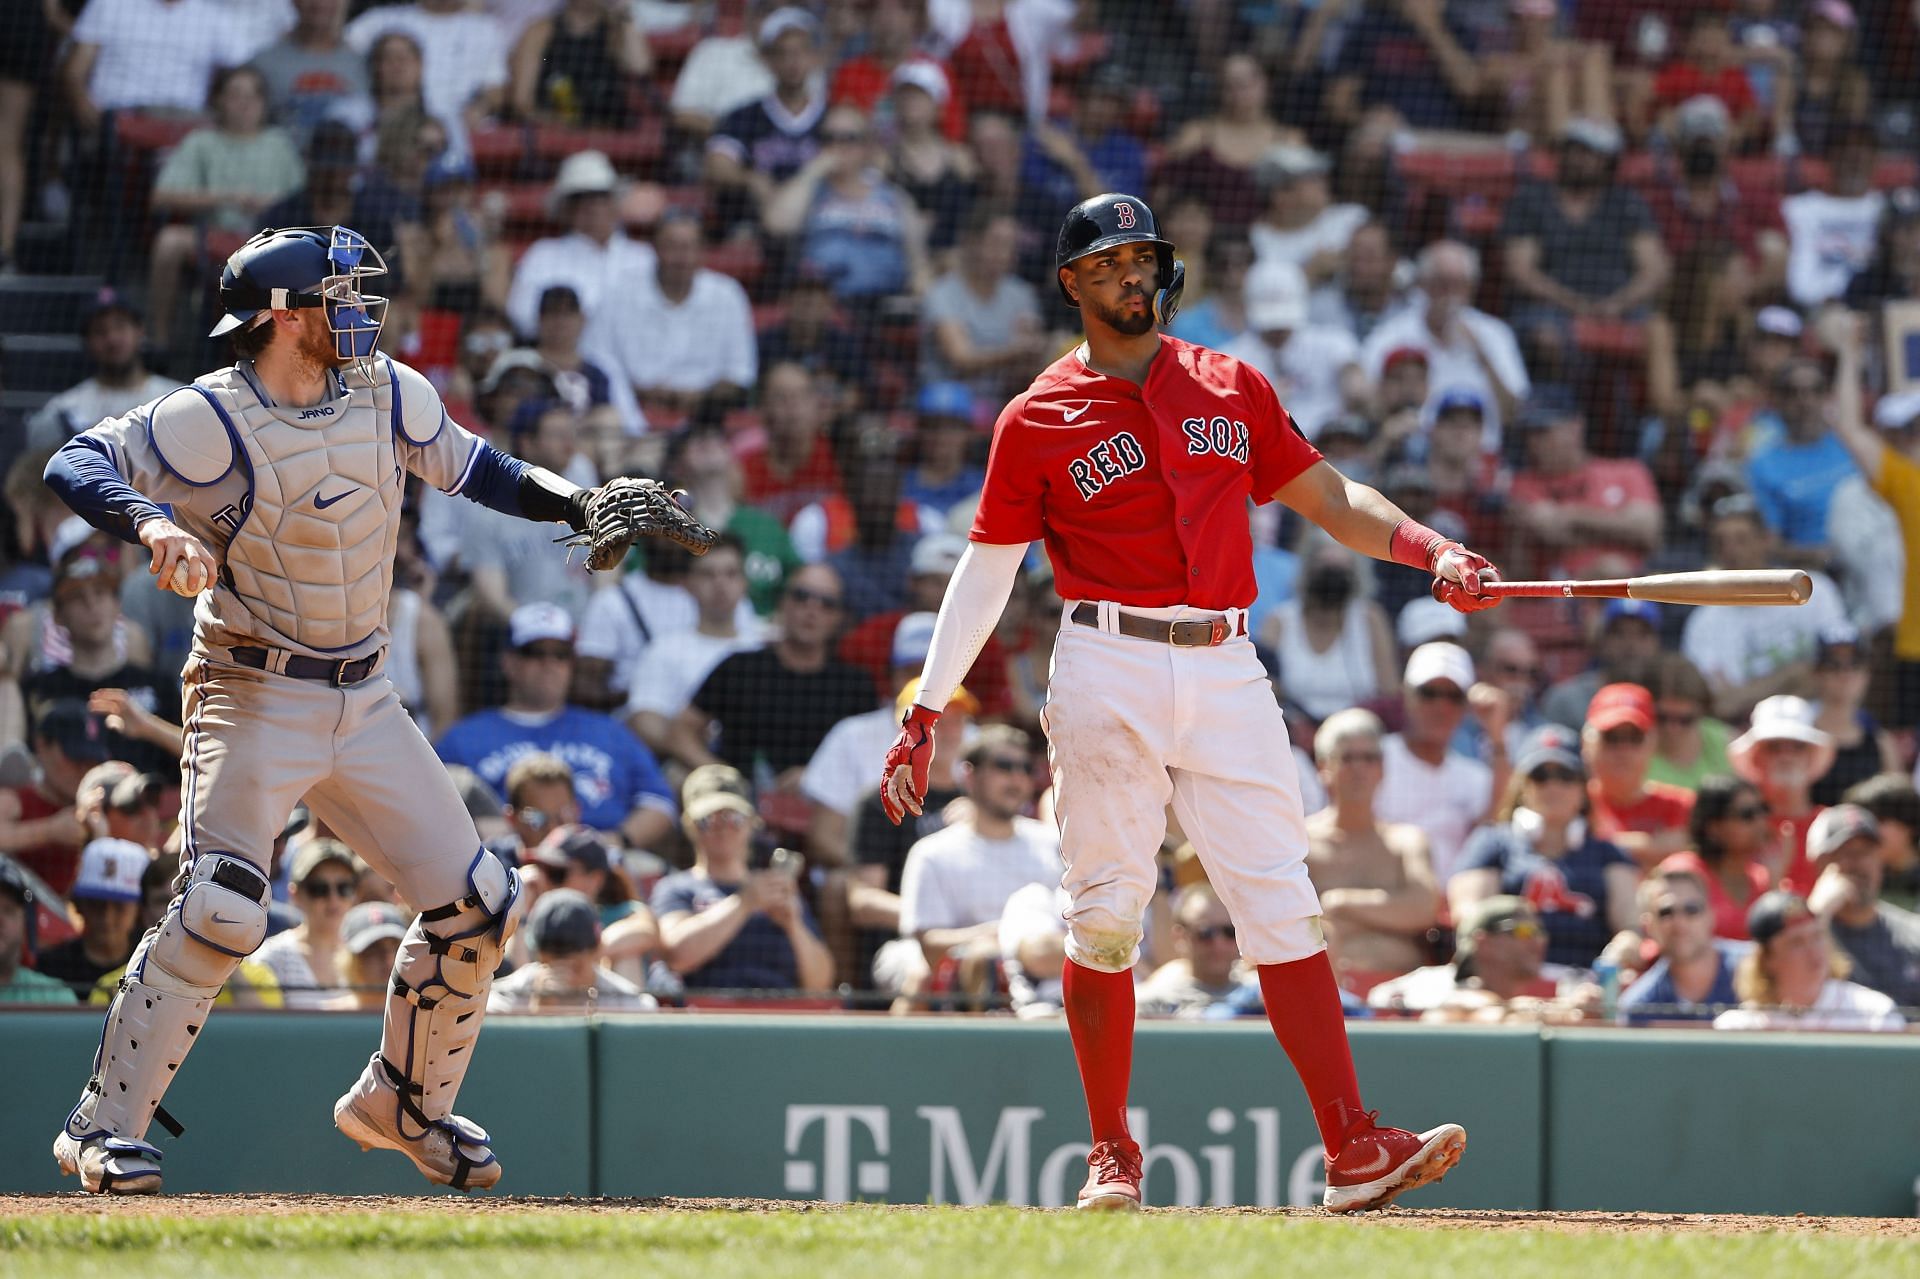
left=980, top=757, right=1030, bottom=774
left=1816, top=655, right=1863, bottom=672
left=1529, top=766, right=1582, bottom=784
left=1189, top=925, right=1237, bottom=942
left=1657, top=711, right=1699, bottom=727
left=1729, top=804, right=1769, bottom=821
left=785, top=587, right=844, bottom=610
left=1600, top=728, right=1646, bottom=747
left=516, top=645, right=574, bottom=662
left=1488, top=919, right=1543, bottom=940
left=1336, top=750, right=1384, bottom=765
left=1655, top=901, right=1707, bottom=920
left=1414, top=685, right=1466, bottom=703
left=825, top=130, right=869, bottom=145
left=1492, top=662, right=1541, bottom=680
left=300, top=879, right=357, bottom=899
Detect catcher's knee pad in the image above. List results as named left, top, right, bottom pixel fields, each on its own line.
left=378, top=850, right=521, bottom=1138
left=1065, top=908, right=1143, bottom=974
left=66, top=854, right=270, bottom=1145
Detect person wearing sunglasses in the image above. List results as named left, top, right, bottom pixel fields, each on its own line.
left=1659, top=776, right=1775, bottom=941
left=1582, top=682, right=1694, bottom=869
left=1728, top=694, right=1838, bottom=895
left=1368, top=895, right=1577, bottom=1018
left=1714, top=890, right=1904, bottom=1032
left=1137, top=885, right=1249, bottom=1018
left=1453, top=724, right=1640, bottom=970
left=1378, top=641, right=1498, bottom=886
left=1805, top=804, right=1920, bottom=1010
left=1644, top=653, right=1733, bottom=792
left=1807, top=624, right=1900, bottom=806
left=1617, top=867, right=1740, bottom=1026
left=766, top=102, right=926, bottom=303
left=251, top=839, right=364, bottom=1010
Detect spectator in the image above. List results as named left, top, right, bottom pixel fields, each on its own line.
left=881, top=62, right=976, bottom=257
left=338, top=901, right=409, bottom=1012
left=1482, top=0, right=1610, bottom=142
left=505, top=150, right=657, bottom=339
left=1782, top=124, right=1883, bottom=308
left=1367, top=896, right=1587, bottom=1018
left=1841, top=185, right=1920, bottom=313
left=625, top=537, right=766, bottom=755
left=1651, top=9, right=1763, bottom=144
left=1846, top=775, right=1920, bottom=910
left=822, top=431, right=928, bottom=619
left=0, top=0, right=70, bottom=272
left=437, top=603, right=677, bottom=850
left=757, top=264, right=868, bottom=399
left=524, top=825, right=646, bottom=931
left=1662, top=776, right=1774, bottom=942
left=0, top=856, right=75, bottom=1004
left=1806, top=805, right=1920, bottom=1008
left=36, top=837, right=144, bottom=996
left=1681, top=497, right=1844, bottom=720
left=1808, top=625, right=1900, bottom=806
left=664, top=421, right=802, bottom=617
left=1361, top=242, right=1529, bottom=440
left=1425, top=391, right=1510, bottom=570
left=651, top=764, right=834, bottom=993
left=2, top=520, right=145, bottom=680
left=1746, top=359, right=1858, bottom=561
left=61, top=0, right=255, bottom=132
left=573, top=542, right=704, bottom=710
left=1136, top=885, right=1246, bottom=1018
left=706, top=8, right=829, bottom=236
left=1247, top=144, right=1366, bottom=286
left=1824, top=388, right=1907, bottom=640
left=1452, top=724, right=1640, bottom=970
left=919, top=206, right=1048, bottom=407
left=1790, top=1, right=1872, bottom=158
left=831, top=1, right=942, bottom=126
left=344, top=0, right=507, bottom=139
left=0, top=702, right=103, bottom=896
left=1378, top=642, right=1498, bottom=883
left=1583, top=683, right=1695, bottom=869
left=1170, top=233, right=1253, bottom=354
left=1501, top=118, right=1670, bottom=377
left=508, top=0, right=649, bottom=128
left=489, top=888, right=655, bottom=1012
left=83, top=769, right=165, bottom=852
left=26, top=290, right=181, bottom=451
left=509, top=285, right=637, bottom=441
left=1617, top=866, right=1741, bottom=1025
left=901, top=384, right=986, bottom=524
left=670, top=564, right=874, bottom=787
left=1306, top=220, right=1408, bottom=346
left=895, top=725, right=1058, bottom=992
left=1159, top=54, right=1301, bottom=234
left=460, top=400, right=595, bottom=621
left=341, top=31, right=436, bottom=160
left=1265, top=543, right=1395, bottom=721
left=250, top=0, right=368, bottom=141
left=1015, top=65, right=1146, bottom=245
left=256, top=121, right=417, bottom=296
left=766, top=104, right=928, bottom=303
left=1459, top=627, right=1546, bottom=765
left=1305, top=709, right=1441, bottom=982
left=489, top=751, right=581, bottom=864
left=405, top=152, right=513, bottom=320
left=1713, top=890, right=1903, bottom=1031
left=1730, top=695, right=1835, bottom=895
left=1325, top=0, right=1488, bottom=135
left=740, top=363, right=843, bottom=526
left=595, top=211, right=756, bottom=424
left=145, top=66, right=305, bottom=351
left=1226, top=258, right=1364, bottom=438
left=251, top=838, right=360, bottom=1009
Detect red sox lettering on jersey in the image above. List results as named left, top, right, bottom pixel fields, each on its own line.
left=972, top=336, right=1319, bottom=609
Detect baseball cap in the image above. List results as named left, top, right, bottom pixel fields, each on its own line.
left=71, top=838, right=147, bottom=903
left=1404, top=641, right=1474, bottom=691
left=1381, top=346, right=1429, bottom=376
left=532, top=825, right=613, bottom=876
left=1874, top=388, right=1920, bottom=431
left=1754, top=306, right=1803, bottom=340
left=1746, top=890, right=1815, bottom=947
left=916, top=381, right=975, bottom=422
left=1317, top=413, right=1373, bottom=446
left=1672, top=94, right=1731, bottom=144
left=891, top=611, right=939, bottom=669
left=1600, top=598, right=1661, bottom=630
left=1816, top=621, right=1863, bottom=659
left=1515, top=723, right=1584, bottom=777
left=423, top=152, right=475, bottom=190
left=1587, top=682, right=1654, bottom=734
left=1245, top=259, right=1309, bottom=333
left=682, top=763, right=756, bottom=824
left=49, top=516, right=102, bottom=573
left=891, top=60, right=951, bottom=108
left=1561, top=116, right=1623, bottom=156
left=289, top=838, right=362, bottom=887
left=894, top=676, right=980, bottom=717
left=509, top=602, right=575, bottom=650
left=538, top=285, right=583, bottom=316
left=1810, top=0, right=1857, bottom=29
left=527, top=888, right=600, bottom=957
left=758, top=5, right=819, bottom=46
left=1395, top=596, right=1468, bottom=650
left=1519, top=385, right=1582, bottom=431
left=1257, top=143, right=1330, bottom=185
left=1455, top=896, right=1535, bottom=958
left=1809, top=803, right=1880, bottom=862
left=1433, top=389, right=1485, bottom=421
left=306, top=120, right=360, bottom=170
left=81, top=285, right=142, bottom=331
left=36, top=700, right=111, bottom=763
left=910, top=533, right=968, bottom=578
left=342, top=901, right=409, bottom=954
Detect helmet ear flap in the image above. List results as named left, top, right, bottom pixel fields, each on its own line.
left=1153, top=257, right=1185, bottom=327
left=1058, top=262, right=1081, bottom=310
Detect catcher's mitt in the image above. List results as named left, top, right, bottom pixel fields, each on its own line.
left=563, top=478, right=717, bottom=570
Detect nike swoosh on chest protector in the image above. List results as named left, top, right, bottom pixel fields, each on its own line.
left=314, top=489, right=352, bottom=510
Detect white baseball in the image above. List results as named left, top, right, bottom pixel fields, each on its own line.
left=169, top=563, right=205, bottom=596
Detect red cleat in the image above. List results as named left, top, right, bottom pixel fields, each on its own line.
left=1321, top=1104, right=1466, bottom=1213
left=1076, top=1138, right=1143, bottom=1211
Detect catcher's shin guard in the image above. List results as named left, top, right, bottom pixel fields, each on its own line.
left=335, top=849, right=520, bottom=1189
left=56, top=853, right=270, bottom=1193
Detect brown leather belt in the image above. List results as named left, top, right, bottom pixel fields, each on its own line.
left=1070, top=602, right=1246, bottom=647
left=229, top=645, right=384, bottom=686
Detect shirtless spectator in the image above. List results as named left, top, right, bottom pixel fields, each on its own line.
left=1306, top=709, right=1441, bottom=983
left=1136, top=885, right=1246, bottom=1019
left=1583, top=683, right=1694, bottom=868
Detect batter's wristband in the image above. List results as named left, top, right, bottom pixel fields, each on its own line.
left=1389, top=519, right=1452, bottom=573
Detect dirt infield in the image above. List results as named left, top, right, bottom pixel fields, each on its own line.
left=2, top=1194, right=1916, bottom=1235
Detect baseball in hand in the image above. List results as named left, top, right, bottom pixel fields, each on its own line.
left=168, top=562, right=208, bottom=596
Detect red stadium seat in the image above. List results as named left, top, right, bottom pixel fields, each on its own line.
left=114, top=113, right=200, bottom=155
left=468, top=126, right=526, bottom=178
left=529, top=120, right=667, bottom=177
left=704, top=238, right=764, bottom=287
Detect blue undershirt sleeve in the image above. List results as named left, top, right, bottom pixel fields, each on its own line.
left=43, top=436, right=168, bottom=546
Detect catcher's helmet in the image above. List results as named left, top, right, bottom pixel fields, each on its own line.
left=208, top=225, right=388, bottom=373
left=1053, top=192, right=1185, bottom=325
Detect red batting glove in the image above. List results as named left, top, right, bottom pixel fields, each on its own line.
left=1430, top=542, right=1503, bottom=613
left=881, top=704, right=942, bottom=825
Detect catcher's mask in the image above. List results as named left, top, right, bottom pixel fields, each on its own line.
left=210, top=225, right=389, bottom=378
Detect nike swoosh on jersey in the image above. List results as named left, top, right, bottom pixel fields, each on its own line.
left=1061, top=401, right=1094, bottom=422
left=314, top=489, right=352, bottom=510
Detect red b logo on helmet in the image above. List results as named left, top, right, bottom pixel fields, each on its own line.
left=1115, top=202, right=1136, bottom=230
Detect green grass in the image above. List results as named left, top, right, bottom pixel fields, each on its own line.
left=2, top=1208, right=1915, bottom=1279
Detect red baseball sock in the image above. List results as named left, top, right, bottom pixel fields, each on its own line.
left=1062, top=958, right=1135, bottom=1145
left=1256, top=953, right=1364, bottom=1150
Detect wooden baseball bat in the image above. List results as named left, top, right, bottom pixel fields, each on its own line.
left=1469, top=569, right=1813, bottom=606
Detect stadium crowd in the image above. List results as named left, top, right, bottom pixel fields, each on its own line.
left=4, top=0, right=1920, bottom=1030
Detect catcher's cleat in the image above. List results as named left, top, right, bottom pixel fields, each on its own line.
left=334, top=1062, right=502, bottom=1191
left=1076, top=1138, right=1144, bottom=1211
left=53, top=1131, right=164, bottom=1195
left=1321, top=1105, right=1466, bottom=1213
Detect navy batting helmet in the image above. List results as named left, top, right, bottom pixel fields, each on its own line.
left=208, top=225, right=388, bottom=371
left=1054, top=192, right=1185, bottom=325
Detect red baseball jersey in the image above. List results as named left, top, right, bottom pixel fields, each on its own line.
left=970, top=336, right=1322, bottom=608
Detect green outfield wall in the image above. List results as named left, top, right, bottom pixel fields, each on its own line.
left=2, top=1013, right=1915, bottom=1215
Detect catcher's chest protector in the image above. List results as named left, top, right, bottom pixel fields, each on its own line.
left=194, top=366, right=403, bottom=652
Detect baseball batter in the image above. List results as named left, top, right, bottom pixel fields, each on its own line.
left=40, top=225, right=709, bottom=1195
left=882, top=194, right=1501, bottom=1212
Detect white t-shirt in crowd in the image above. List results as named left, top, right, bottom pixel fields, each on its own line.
left=899, top=817, right=1063, bottom=937
left=1375, top=733, right=1494, bottom=884
left=589, top=266, right=757, bottom=399
left=801, top=706, right=897, bottom=818
left=1361, top=303, right=1529, bottom=447
left=1250, top=205, right=1370, bottom=276
left=1781, top=190, right=1884, bottom=308
left=487, top=961, right=655, bottom=1012
left=1223, top=325, right=1361, bottom=438
left=344, top=6, right=508, bottom=135
left=624, top=625, right=766, bottom=720
left=667, top=34, right=772, bottom=122
left=1826, top=475, right=1903, bottom=633
left=28, top=373, right=182, bottom=449
left=74, top=0, right=260, bottom=113
left=505, top=232, right=660, bottom=340
left=1680, top=571, right=1845, bottom=688
left=1712, top=979, right=1903, bottom=1032
left=577, top=574, right=758, bottom=696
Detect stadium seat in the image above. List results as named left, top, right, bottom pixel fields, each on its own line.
left=529, top=121, right=667, bottom=178
left=1, top=334, right=88, bottom=393
left=469, top=126, right=527, bottom=179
